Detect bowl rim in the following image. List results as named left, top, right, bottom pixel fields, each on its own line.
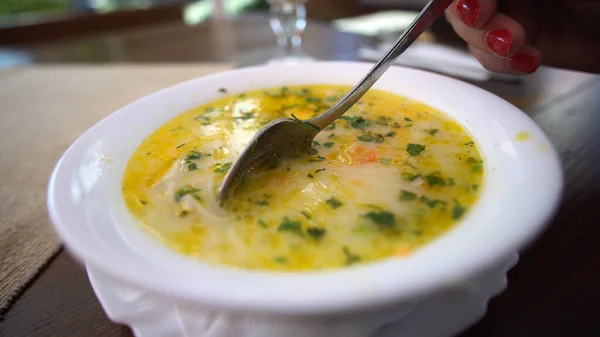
left=47, top=61, right=563, bottom=314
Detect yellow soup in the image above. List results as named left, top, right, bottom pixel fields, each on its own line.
left=122, top=85, right=484, bottom=271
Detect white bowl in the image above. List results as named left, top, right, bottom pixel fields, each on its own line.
left=47, top=62, right=562, bottom=337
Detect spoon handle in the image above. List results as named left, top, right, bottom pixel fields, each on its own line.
left=308, top=0, right=454, bottom=130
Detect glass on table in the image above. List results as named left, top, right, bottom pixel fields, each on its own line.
left=266, top=0, right=314, bottom=64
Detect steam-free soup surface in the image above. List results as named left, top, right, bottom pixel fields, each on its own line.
left=122, top=85, right=484, bottom=271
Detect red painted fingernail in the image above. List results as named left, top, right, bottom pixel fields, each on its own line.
left=509, top=53, right=540, bottom=74
left=456, top=0, right=481, bottom=28
left=486, top=29, right=513, bottom=57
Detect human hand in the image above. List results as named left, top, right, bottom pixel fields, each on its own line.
left=445, top=0, right=600, bottom=74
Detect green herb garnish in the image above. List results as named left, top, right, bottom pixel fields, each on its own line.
left=342, top=246, right=361, bottom=265
left=426, top=129, right=439, bottom=136
left=423, top=173, right=446, bottom=187
left=301, top=211, right=312, bottom=219
left=185, top=150, right=211, bottom=162
left=326, top=197, right=343, bottom=209
left=312, top=140, right=321, bottom=147
left=174, top=185, right=201, bottom=202
left=218, top=87, right=227, bottom=93
left=307, top=227, right=326, bottom=241
left=188, top=163, right=198, bottom=171
left=176, top=143, right=186, bottom=148
left=255, top=199, right=269, bottom=206
left=214, top=162, right=232, bottom=173
left=380, top=157, right=392, bottom=165
left=357, top=132, right=385, bottom=143
left=278, top=217, right=304, bottom=236
left=307, top=173, right=314, bottom=178
left=258, top=219, right=268, bottom=228
left=407, top=143, right=425, bottom=156
left=323, top=142, right=335, bottom=148
left=273, top=256, right=288, bottom=264
left=340, top=116, right=372, bottom=129
left=364, top=211, right=396, bottom=228
left=399, top=190, right=417, bottom=201
left=420, top=196, right=446, bottom=208
left=452, top=201, right=467, bottom=220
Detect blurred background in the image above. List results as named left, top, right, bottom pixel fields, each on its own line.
left=0, top=0, right=468, bottom=68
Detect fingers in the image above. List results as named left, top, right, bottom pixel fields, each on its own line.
left=469, top=45, right=541, bottom=74
left=448, top=12, right=527, bottom=58
left=445, top=0, right=541, bottom=74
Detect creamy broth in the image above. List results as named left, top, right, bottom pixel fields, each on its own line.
left=122, top=85, right=484, bottom=271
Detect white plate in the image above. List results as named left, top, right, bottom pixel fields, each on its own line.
left=48, top=61, right=563, bottom=336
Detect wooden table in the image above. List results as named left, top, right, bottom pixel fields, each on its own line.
left=1, top=14, right=600, bottom=337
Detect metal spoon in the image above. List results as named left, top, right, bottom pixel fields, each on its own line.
left=218, top=0, right=454, bottom=204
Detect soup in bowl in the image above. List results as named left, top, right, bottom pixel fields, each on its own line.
left=122, top=85, right=485, bottom=271
left=48, top=62, right=562, bottom=337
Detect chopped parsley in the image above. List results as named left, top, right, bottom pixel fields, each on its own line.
left=326, top=197, right=343, bottom=209
left=258, top=219, right=268, bottom=228
left=218, top=87, right=227, bottom=93
left=307, top=227, right=326, bottom=241
left=364, top=211, right=396, bottom=228
left=312, top=140, right=321, bottom=147
left=305, top=97, right=322, bottom=103
left=185, top=150, right=211, bottom=162
left=327, top=122, right=336, bottom=130
left=301, top=211, right=312, bottom=219
left=452, top=200, right=467, bottom=220
left=426, top=129, right=439, bottom=136
left=176, top=143, right=186, bottom=148
left=308, top=148, right=318, bottom=155
left=214, top=162, right=232, bottom=173
left=328, top=133, right=335, bottom=138
left=467, top=157, right=484, bottom=172
left=386, top=131, right=396, bottom=137
left=465, top=141, right=475, bottom=146
left=340, top=115, right=371, bottom=129
left=188, top=163, right=198, bottom=171
left=376, top=116, right=392, bottom=126
left=420, top=196, right=446, bottom=208
left=307, top=173, right=314, bottom=178
left=399, top=190, right=417, bottom=201
left=314, top=168, right=326, bottom=174
left=277, top=217, right=304, bottom=236
left=139, top=200, right=147, bottom=205
left=423, top=173, right=446, bottom=187
left=380, top=157, right=392, bottom=165
left=255, top=199, right=269, bottom=206
left=342, top=246, right=361, bottom=265
left=392, top=122, right=401, bottom=128
left=272, top=256, right=288, bottom=264
left=406, top=143, right=426, bottom=156
left=357, top=132, right=385, bottom=143
left=323, top=142, right=335, bottom=148
left=404, top=117, right=412, bottom=122
left=174, top=185, right=201, bottom=202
